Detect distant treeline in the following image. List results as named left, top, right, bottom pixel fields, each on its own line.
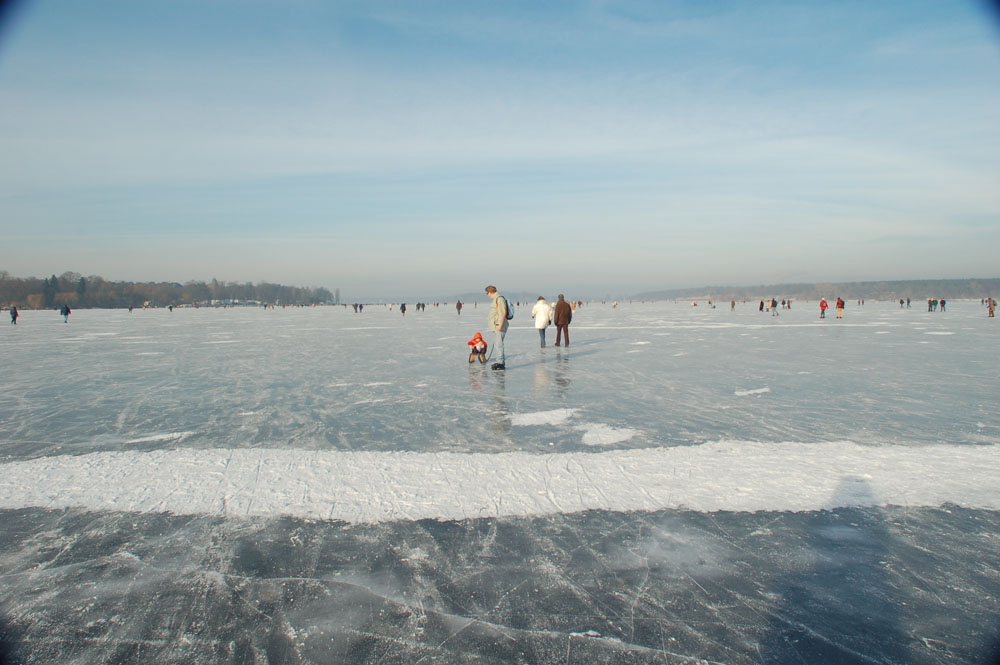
left=0, top=271, right=333, bottom=308
left=635, top=278, right=1000, bottom=302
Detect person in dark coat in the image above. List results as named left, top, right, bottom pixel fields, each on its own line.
left=553, top=294, right=572, bottom=347
left=9, top=306, right=17, bottom=325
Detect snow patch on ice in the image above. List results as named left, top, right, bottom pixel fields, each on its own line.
left=577, top=423, right=637, bottom=446
left=924, top=332, right=954, bottom=335
left=631, top=341, right=651, bottom=345
left=1, top=441, right=997, bottom=523
left=735, top=387, right=770, bottom=397
left=126, top=432, right=193, bottom=444
left=511, top=409, right=579, bottom=426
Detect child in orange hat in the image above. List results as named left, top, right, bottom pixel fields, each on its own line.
left=467, top=332, right=488, bottom=363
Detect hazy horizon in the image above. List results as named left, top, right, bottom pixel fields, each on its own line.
left=2, top=1, right=999, bottom=296
left=3, top=269, right=998, bottom=305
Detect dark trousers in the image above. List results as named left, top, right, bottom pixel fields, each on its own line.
left=556, top=324, right=569, bottom=346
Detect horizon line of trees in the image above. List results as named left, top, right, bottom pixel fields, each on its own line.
left=0, top=271, right=333, bottom=309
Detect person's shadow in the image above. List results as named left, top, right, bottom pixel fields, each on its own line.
left=0, top=611, right=23, bottom=665
left=757, top=476, right=908, bottom=663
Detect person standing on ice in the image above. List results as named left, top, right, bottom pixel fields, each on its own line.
left=553, top=294, right=572, bottom=347
left=836, top=297, right=845, bottom=319
left=531, top=296, right=553, bottom=348
left=60, top=303, right=71, bottom=323
left=485, top=285, right=509, bottom=370
left=10, top=306, right=18, bottom=325
left=456, top=300, right=462, bottom=315
left=819, top=298, right=828, bottom=319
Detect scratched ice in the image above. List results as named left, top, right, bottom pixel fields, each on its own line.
left=0, top=300, right=998, bottom=664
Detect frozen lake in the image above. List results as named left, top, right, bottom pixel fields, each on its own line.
left=1, top=300, right=998, bottom=663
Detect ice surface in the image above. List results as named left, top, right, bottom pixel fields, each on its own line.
left=1, top=301, right=998, bottom=664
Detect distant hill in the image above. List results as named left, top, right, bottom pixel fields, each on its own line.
left=633, top=278, right=1000, bottom=301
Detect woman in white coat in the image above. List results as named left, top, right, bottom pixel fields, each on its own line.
left=530, top=296, right=553, bottom=348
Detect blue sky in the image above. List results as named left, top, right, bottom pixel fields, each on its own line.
left=1, top=0, right=998, bottom=299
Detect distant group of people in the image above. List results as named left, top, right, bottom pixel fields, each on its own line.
left=398, top=302, right=430, bottom=316
left=467, top=287, right=574, bottom=371
left=757, top=298, right=792, bottom=315
left=7, top=304, right=68, bottom=324
left=348, top=301, right=446, bottom=314
left=927, top=298, right=945, bottom=312
left=817, top=297, right=845, bottom=318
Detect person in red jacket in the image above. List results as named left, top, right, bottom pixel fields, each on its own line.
left=466, top=332, right=488, bottom=364
left=836, top=297, right=845, bottom=319
left=819, top=298, right=828, bottom=319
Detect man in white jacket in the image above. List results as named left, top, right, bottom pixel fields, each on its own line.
left=530, top=296, right=553, bottom=348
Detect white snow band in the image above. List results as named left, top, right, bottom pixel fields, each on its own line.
left=1, top=441, right=997, bottom=523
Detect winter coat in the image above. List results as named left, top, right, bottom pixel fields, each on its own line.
left=467, top=333, right=487, bottom=353
left=553, top=299, right=572, bottom=326
left=488, top=293, right=509, bottom=333
left=531, top=300, right=552, bottom=330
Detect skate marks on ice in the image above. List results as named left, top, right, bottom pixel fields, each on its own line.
left=0, top=441, right=997, bottom=523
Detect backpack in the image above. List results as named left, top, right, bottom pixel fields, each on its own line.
left=503, top=297, right=514, bottom=320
